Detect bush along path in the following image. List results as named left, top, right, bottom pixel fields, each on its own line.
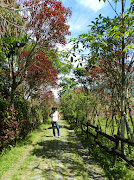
left=1, top=119, right=107, bottom=180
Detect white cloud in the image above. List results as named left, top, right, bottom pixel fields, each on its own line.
left=76, top=0, right=106, bottom=12
left=57, top=43, right=73, bottom=51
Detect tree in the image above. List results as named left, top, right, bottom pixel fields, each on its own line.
left=22, top=0, right=71, bottom=46
left=59, top=77, right=77, bottom=97
left=23, top=51, right=58, bottom=99
left=0, top=0, right=71, bottom=104
left=99, top=0, right=134, bottom=151
left=69, top=1, right=134, bottom=146
left=0, top=0, right=24, bottom=38
left=60, top=87, right=97, bottom=124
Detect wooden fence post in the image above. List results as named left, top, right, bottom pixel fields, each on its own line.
left=113, top=128, right=120, bottom=166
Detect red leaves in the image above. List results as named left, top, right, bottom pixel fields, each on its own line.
left=91, top=67, right=100, bottom=72
left=26, top=51, right=58, bottom=88
left=20, top=50, right=29, bottom=59
left=90, top=67, right=102, bottom=80
left=4, top=0, right=11, bottom=4
left=19, top=50, right=57, bottom=87
left=41, top=90, right=54, bottom=102
left=1, top=106, right=19, bottom=139
left=22, top=0, right=71, bottom=45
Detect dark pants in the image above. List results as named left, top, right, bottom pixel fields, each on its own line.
left=52, top=121, right=60, bottom=136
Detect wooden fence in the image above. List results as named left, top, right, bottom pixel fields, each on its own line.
left=80, top=122, right=134, bottom=167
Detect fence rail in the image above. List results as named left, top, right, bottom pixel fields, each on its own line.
left=80, top=122, right=134, bottom=167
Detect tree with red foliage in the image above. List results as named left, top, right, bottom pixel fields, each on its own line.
left=0, top=0, right=71, bottom=104
left=20, top=51, right=58, bottom=99
left=0, top=0, right=71, bottom=45
left=23, top=0, right=71, bottom=46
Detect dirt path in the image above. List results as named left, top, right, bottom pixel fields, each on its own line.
left=2, top=120, right=107, bottom=180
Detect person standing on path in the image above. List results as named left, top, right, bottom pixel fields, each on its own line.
left=51, top=107, right=61, bottom=137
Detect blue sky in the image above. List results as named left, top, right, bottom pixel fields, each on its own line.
left=62, top=0, right=131, bottom=39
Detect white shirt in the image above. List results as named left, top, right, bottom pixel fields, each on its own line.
left=52, top=111, right=58, bottom=122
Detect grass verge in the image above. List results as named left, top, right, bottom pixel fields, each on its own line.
left=71, top=123, right=134, bottom=180
left=0, top=119, right=50, bottom=178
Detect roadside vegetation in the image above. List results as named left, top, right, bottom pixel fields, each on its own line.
left=0, top=120, right=50, bottom=178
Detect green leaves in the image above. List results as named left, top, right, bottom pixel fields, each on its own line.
left=126, top=31, right=129, bottom=36
left=1, top=34, right=30, bottom=58
left=80, top=63, right=82, bottom=67
left=99, top=0, right=106, bottom=2
left=71, top=56, right=73, bottom=62
left=124, top=44, right=134, bottom=52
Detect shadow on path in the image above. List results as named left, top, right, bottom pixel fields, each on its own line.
left=31, top=132, right=107, bottom=179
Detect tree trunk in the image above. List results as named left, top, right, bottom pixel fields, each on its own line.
left=120, top=0, right=125, bottom=154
